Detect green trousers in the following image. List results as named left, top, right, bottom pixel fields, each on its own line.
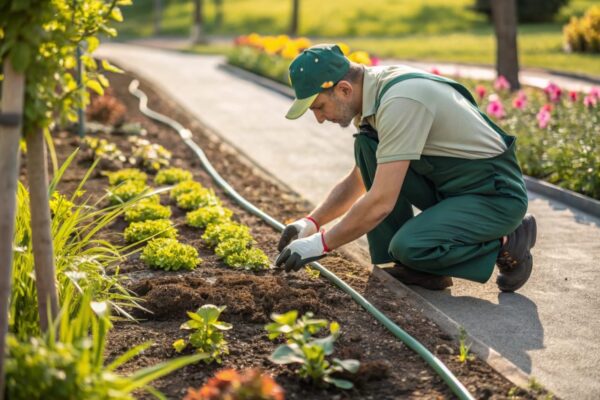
left=354, top=133, right=528, bottom=283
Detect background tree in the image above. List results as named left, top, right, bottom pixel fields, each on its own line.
left=191, top=0, right=206, bottom=44
left=289, top=0, right=300, bottom=36
left=154, top=0, right=162, bottom=35
left=215, top=0, right=224, bottom=29
left=491, top=0, right=520, bottom=90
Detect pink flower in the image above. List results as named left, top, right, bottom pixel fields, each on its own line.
left=494, top=75, right=511, bottom=91
left=430, top=67, right=441, bottom=75
left=487, top=98, right=505, bottom=119
left=589, top=87, right=600, bottom=100
left=569, top=91, right=578, bottom=102
left=536, top=105, right=552, bottom=129
left=475, top=85, right=487, bottom=100
left=584, top=94, right=597, bottom=108
left=370, top=56, right=380, bottom=66
left=544, top=82, right=562, bottom=103
left=512, top=93, right=527, bottom=110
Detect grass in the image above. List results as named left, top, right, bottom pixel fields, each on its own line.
left=118, top=0, right=600, bottom=76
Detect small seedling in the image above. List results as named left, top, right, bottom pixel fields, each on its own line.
left=142, top=238, right=201, bottom=271
left=457, top=326, right=474, bottom=363
left=305, top=266, right=321, bottom=280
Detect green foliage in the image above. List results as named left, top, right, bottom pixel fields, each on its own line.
left=214, top=239, right=250, bottom=259
left=473, top=0, right=569, bottom=23
left=154, top=167, right=193, bottom=185
left=202, top=221, right=253, bottom=247
left=170, top=180, right=205, bottom=201
left=186, top=205, right=233, bottom=228
left=129, top=136, right=172, bottom=172
left=223, top=247, right=270, bottom=270
left=108, top=179, right=148, bottom=205
left=81, top=136, right=128, bottom=166
left=228, top=46, right=290, bottom=85
left=175, top=305, right=232, bottom=364
left=5, top=290, right=205, bottom=400
left=266, top=311, right=359, bottom=389
left=0, top=0, right=128, bottom=134
left=457, top=326, right=474, bottom=363
left=106, top=168, right=147, bottom=186
left=124, top=198, right=171, bottom=222
left=563, top=5, right=600, bottom=53
left=49, top=190, right=75, bottom=224
left=141, top=238, right=201, bottom=271
left=123, top=219, right=177, bottom=243
left=177, top=187, right=221, bottom=211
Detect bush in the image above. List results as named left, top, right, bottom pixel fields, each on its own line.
left=563, top=5, right=600, bottom=53
left=202, top=222, right=253, bottom=247
left=473, top=0, right=569, bottom=23
left=123, top=219, right=177, bottom=243
left=129, top=136, right=172, bottom=172
left=106, top=168, right=147, bottom=186
left=170, top=180, right=205, bottom=201
left=186, top=205, right=233, bottom=228
left=124, top=198, right=172, bottom=223
left=86, top=92, right=126, bottom=126
left=154, top=167, right=193, bottom=185
left=176, top=187, right=220, bottom=211
left=108, top=180, right=148, bottom=205
left=141, top=238, right=201, bottom=271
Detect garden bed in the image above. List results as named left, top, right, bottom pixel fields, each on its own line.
left=40, top=69, right=545, bottom=399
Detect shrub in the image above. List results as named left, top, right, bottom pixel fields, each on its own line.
left=106, top=168, right=147, bottom=186
left=176, top=187, right=220, bottom=211
left=224, top=247, right=270, bottom=271
left=214, top=239, right=249, bottom=259
left=186, top=205, right=233, bottom=228
left=563, top=5, right=600, bottom=53
left=202, top=222, right=253, bottom=247
left=81, top=136, right=127, bottom=169
left=154, top=167, right=193, bottom=185
left=86, top=92, right=126, bottom=126
left=108, top=180, right=148, bottom=205
left=141, top=238, right=201, bottom=271
left=174, top=305, right=232, bottom=364
left=124, top=199, right=172, bottom=223
left=183, top=368, right=284, bottom=400
left=170, top=180, right=205, bottom=201
left=129, top=136, right=172, bottom=172
left=473, top=0, right=569, bottom=23
left=123, top=219, right=177, bottom=243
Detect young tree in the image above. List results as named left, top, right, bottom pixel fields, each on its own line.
left=491, top=0, right=520, bottom=90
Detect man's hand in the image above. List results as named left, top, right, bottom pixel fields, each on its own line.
left=276, top=232, right=328, bottom=272
left=277, top=217, right=319, bottom=251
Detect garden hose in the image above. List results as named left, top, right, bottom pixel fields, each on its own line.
left=128, top=79, right=474, bottom=400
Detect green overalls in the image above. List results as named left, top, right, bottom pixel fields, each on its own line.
left=355, top=73, right=528, bottom=283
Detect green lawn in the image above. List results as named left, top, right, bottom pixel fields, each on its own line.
left=120, top=0, right=599, bottom=76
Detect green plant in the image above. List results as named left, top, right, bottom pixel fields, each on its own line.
left=563, top=5, right=600, bottom=53
left=106, top=168, right=147, bottom=186
left=123, top=218, right=177, bottom=243
left=186, top=205, right=233, bottom=228
left=49, top=190, right=75, bottom=223
left=202, top=221, right=253, bottom=247
left=170, top=180, right=205, bottom=201
left=154, top=167, right=193, bottom=185
left=81, top=136, right=128, bottom=167
left=223, top=247, right=270, bottom=270
left=457, top=326, right=474, bottom=363
left=129, top=136, right=172, bottom=172
left=107, top=179, right=149, bottom=205
left=174, top=305, right=232, bottom=364
left=124, top=198, right=171, bottom=222
left=184, top=368, right=284, bottom=400
left=176, top=187, right=221, bottom=210
left=266, top=311, right=359, bottom=389
left=5, top=290, right=205, bottom=399
left=305, top=266, right=321, bottom=280
left=141, top=238, right=201, bottom=271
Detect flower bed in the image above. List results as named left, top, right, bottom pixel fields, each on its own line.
left=228, top=35, right=600, bottom=200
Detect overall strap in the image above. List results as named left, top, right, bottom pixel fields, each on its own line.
left=374, top=72, right=509, bottom=138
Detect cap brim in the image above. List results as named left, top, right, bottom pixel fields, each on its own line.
left=285, top=94, right=319, bottom=120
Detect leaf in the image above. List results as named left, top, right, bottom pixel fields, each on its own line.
left=212, top=322, right=233, bottom=330
left=323, top=376, right=354, bottom=389
left=86, top=79, right=104, bottom=96
left=102, top=59, right=124, bottom=73
left=333, top=358, right=360, bottom=373
left=269, top=344, right=304, bottom=364
left=111, top=7, right=124, bottom=22
left=10, top=42, right=30, bottom=72
left=172, top=339, right=187, bottom=353
left=311, top=335, right=335, bottom=356
left=272, top=310, right=298, bottom=325
left=197, top=304, right=224, bottom=324
left=125, top=353, right=208, bottom=392
left=98, top=74, right=110, bottom=88
left=86, top=36, right=100, bottom=53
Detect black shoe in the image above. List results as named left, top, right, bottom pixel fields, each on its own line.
left=496, top=214, right=537, bottom=292
left=384, top=264, right=453, bottom=290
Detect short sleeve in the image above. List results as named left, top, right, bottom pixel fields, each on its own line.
left=375, top=97, right=434, bottom=164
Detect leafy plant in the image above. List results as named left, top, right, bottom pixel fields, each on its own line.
left=563, top=5, right=600, bottom=53
left=266, top=311, right=359, bottom=389
left=457, top=326, right=474, bottom=363
left=170, top=180, right=205, bottom=201
left=5, top=290, right=205, bottom=400
left=81, top=136, right=128, bottom=168
left=108, top=180, right=149, bottom=205
left=154, top=167, right=193, bottom=185
left=223, top=247, right=270, bottom=271
left=176, top=187, right=221, bottom=211
left=124, top=198, right=171, bottom=222
left=186, top=205, right=233, bottom=228
left=202, top=222, right=253, bottom=247
left=106, top=168, right=147, bottom=186
left=183, top=368, right=284, bottom=400
left=129, top=136, right=172, bottom=172
left=174, top=305, right=232, bottom=364
left=141, top=238, right=201, bottom=271
left=123, top=219, right=177, bottom=244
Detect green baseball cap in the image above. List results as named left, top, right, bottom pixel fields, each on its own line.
left=286, top=44, right=350, bottom=120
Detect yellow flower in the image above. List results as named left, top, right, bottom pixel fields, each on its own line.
left=321, top=81, right=334, bottom=89
left=281, top=42, right=300, bottom=59
left=295, top=37, right=312, bottom=50
left=336, top=42, right=351, bottom=55
left=348, top=50, right=372, bottom=66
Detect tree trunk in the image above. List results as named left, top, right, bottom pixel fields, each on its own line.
left=0, top=61, right=25, bottom=400
left=214, top=0, right=223, bottom=29
left=289, top=0, right=300, bottom=36
left=154, top=0, right=162, bottom=35
left=491, top=0, right=520, bottom=90
left=25, top=128, right=59, bottom=333
left=191, top=0, right=206, bottom=44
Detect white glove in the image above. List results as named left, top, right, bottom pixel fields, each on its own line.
left=276, top=232, right=328, bottom=272
left=277, top=217, right=319, bottom=251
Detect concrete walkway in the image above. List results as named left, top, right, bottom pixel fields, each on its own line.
left=96, top=43, right=600, bottom=400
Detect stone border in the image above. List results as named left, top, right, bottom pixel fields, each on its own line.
left=222, top=62, right=600, bottom=219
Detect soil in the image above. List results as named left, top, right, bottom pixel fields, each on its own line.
left=30, top=68, right=544, bottom=400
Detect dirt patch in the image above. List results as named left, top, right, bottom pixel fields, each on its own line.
left=31, top=67, right=544, bottom=400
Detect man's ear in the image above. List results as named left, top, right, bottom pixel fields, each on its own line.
left=335, top=80, right=353, bottom=98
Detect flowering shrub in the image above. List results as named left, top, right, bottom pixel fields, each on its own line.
left=107, top=179, right=148, bottom=205
left=177, top=188, right=221, bottom=211
left=141, top=238, right=201, bottom=271
left=563, top=5, right=600, bottom=53
left=129, top=136, right=172, bottom=172
left=183, top=368, right=284, bottom=400
left=123, top=219, right=177, bottom=243
left=106, top=168, right=147, bottom=186
left=186, top=205, right=233, bottom=228
left=124, top=198, right=172, bottom=223
left=154, top=167, right=193, bottom=185
left=81, top=136, right=127, bottom=167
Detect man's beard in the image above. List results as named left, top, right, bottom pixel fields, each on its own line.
left=331, top=95, right=356, bottom=128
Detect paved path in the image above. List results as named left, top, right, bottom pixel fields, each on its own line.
left=97, top=43, right=600, bottom=399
